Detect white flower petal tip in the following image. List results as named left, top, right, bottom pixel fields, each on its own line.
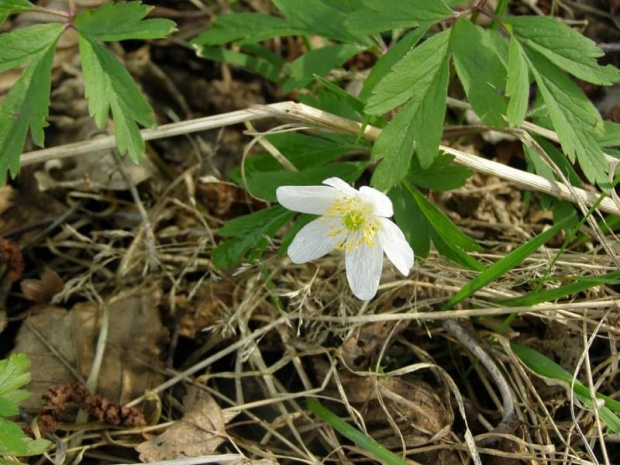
left=277, top=177, right=413, bottom=301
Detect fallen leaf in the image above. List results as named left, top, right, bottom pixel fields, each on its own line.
left=136, top=386, right=227, bottom=462
left=13, top=288, right=168, bottom=410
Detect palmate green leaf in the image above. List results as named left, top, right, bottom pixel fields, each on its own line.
left=0, top=25, right=61, bottom=182
left=503, top=16, right=620, bottom=85
left=359, top=27, right=428, bottom=102
left=408, top=153, right=473, bottom=191
left=506, top=35, right=529, bottom=127
left=191, top=13, right=302, bottom=46
left=213, top=206, right=295, bottom=269
left=442, top=215, right=572, bottom=310
left=78, top=35, right=155, bottom=162
left=345, top=0, right=454, bottom=35
left=282, top=44, right=361, bottom=94
left=451, top=19, right=507, bottom=129
left=0, top=22, right=62, bottom=73
left=523, top=46, right=608, bottom=186
left=273, top=0, right=369, bottom=44
left=74, top=1, right=176, bottom=42
left=366, top=30, right=451, bottom=114
left=370, top=32, right=451, bottom=189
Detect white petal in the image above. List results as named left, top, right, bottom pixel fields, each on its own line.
left=287, top=218, right=342, bottom=263
left=359, top=186, right=393, bottom=217
left=345, top=241, right=384, bottom=301
left=378, top=218, right=414, bottom=276
left=323, top=177, right=358, bottom=196
left=276, top=186, right=340, bottom=215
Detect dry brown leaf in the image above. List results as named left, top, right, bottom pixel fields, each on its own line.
left=136, top=386, right=228, bottom=462
left=13, top=288, right=167, bottom=410
left=21, top=267, right=64, bottom=304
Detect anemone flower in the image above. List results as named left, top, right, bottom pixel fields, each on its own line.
left=276, top=177, right=414, bottom=300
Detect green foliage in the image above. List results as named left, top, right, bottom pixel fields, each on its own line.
left=451, top=19, right=507, bottom=129
left=0, top=1, right=175, bottom=181
left=0, top=354, right=50, bottom=463
left=346, top=0, right=454, bottom=35
left=368, top=30, right=452, bottom=188
left=503, top=16, right=620, bottom=85
left=441, top=215, right=573, bottom=310
left=512, top=343, right=620, bottom=433
left=307, top=397, right=410, bottom=465
left=213, top=206, right=295, bottom=269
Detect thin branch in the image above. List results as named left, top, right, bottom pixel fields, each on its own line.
left=20, top=102, right=620, bottom=216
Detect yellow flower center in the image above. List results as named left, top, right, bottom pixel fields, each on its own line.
left=342, top=210, right=365, bottom=231
left=323, top=197, right=380, bottom=251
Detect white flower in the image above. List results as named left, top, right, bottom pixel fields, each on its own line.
left=276, top=177, right=414, bottom=301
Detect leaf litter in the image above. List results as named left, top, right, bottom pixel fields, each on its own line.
left=1, top=2, right=620, bottom=465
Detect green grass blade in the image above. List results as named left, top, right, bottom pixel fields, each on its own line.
left=499, top=270, right=620, bottom=307
left=306, top=398, right=409, bottom=465
left=442, top=216, right=572, bottom=310
left=512, top=343, right=620, bottom=414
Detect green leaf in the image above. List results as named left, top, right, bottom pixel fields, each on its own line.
left=0, top=23, right=62, bottom=73
left=390, top=184, right=431, bottom=258
left=370, top=33, right=451, bottom=188
left=195, top=46, right=282, bottom=82
left=74, top=1, right=175, bottom=41
left=307, top=398, right=410, bottom=465
left=512, top=343, right=620, bottom=421
left=499, top=270, right=620, bottom=307
left=366, top=29, right=451, bottom=114
left=523, top=46, right=608, bottom=186
left=406, top=184, right=481, bottom=253
left=408, top=153, right=473, bottom=191
left=451, top=19, right=507, bottom=129
left=506, top=35, right=529, bottom=127
left=0, top=0, right=33, bottom=16
left=345, top=0, right=453, bottom=34
left=0, top=417, right=27, bottom=455
left=442, top=215, right=572, bottom=310
left=0, top=354, right=30, bottom=398
left=213, top=207, right=295, bottom=269
left=0, top=26, right=61, bottom=182
left=598, top=121, right=620, bottom=148
left=273, top=0, right=369, bottom=44
left=359, top=27, right=427, bottom=102
left=0, top=398, right=17, bottom=417
left=503, top=16, right=620, bottom=85
left=246, top=162, right=365, bottom=202
left=78, top=35, right=155, bottom=162
left=283, top=44, right=361, bottom=93
left=430, top=229, right=484, bottom=271
left=191, top=13, right=301, bottom=46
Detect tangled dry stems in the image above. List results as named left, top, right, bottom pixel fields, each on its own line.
left=19, top=105, right=617, bottom=465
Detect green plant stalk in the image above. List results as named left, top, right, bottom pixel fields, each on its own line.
left=306, top=398, right=410, bottom=465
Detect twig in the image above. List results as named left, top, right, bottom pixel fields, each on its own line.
left=443, top=319, right=518, bottom=445
left=19, top=102, right=620, bottom=216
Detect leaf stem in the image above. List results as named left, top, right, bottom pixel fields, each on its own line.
left=32, top=6, right=69, bottom=18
